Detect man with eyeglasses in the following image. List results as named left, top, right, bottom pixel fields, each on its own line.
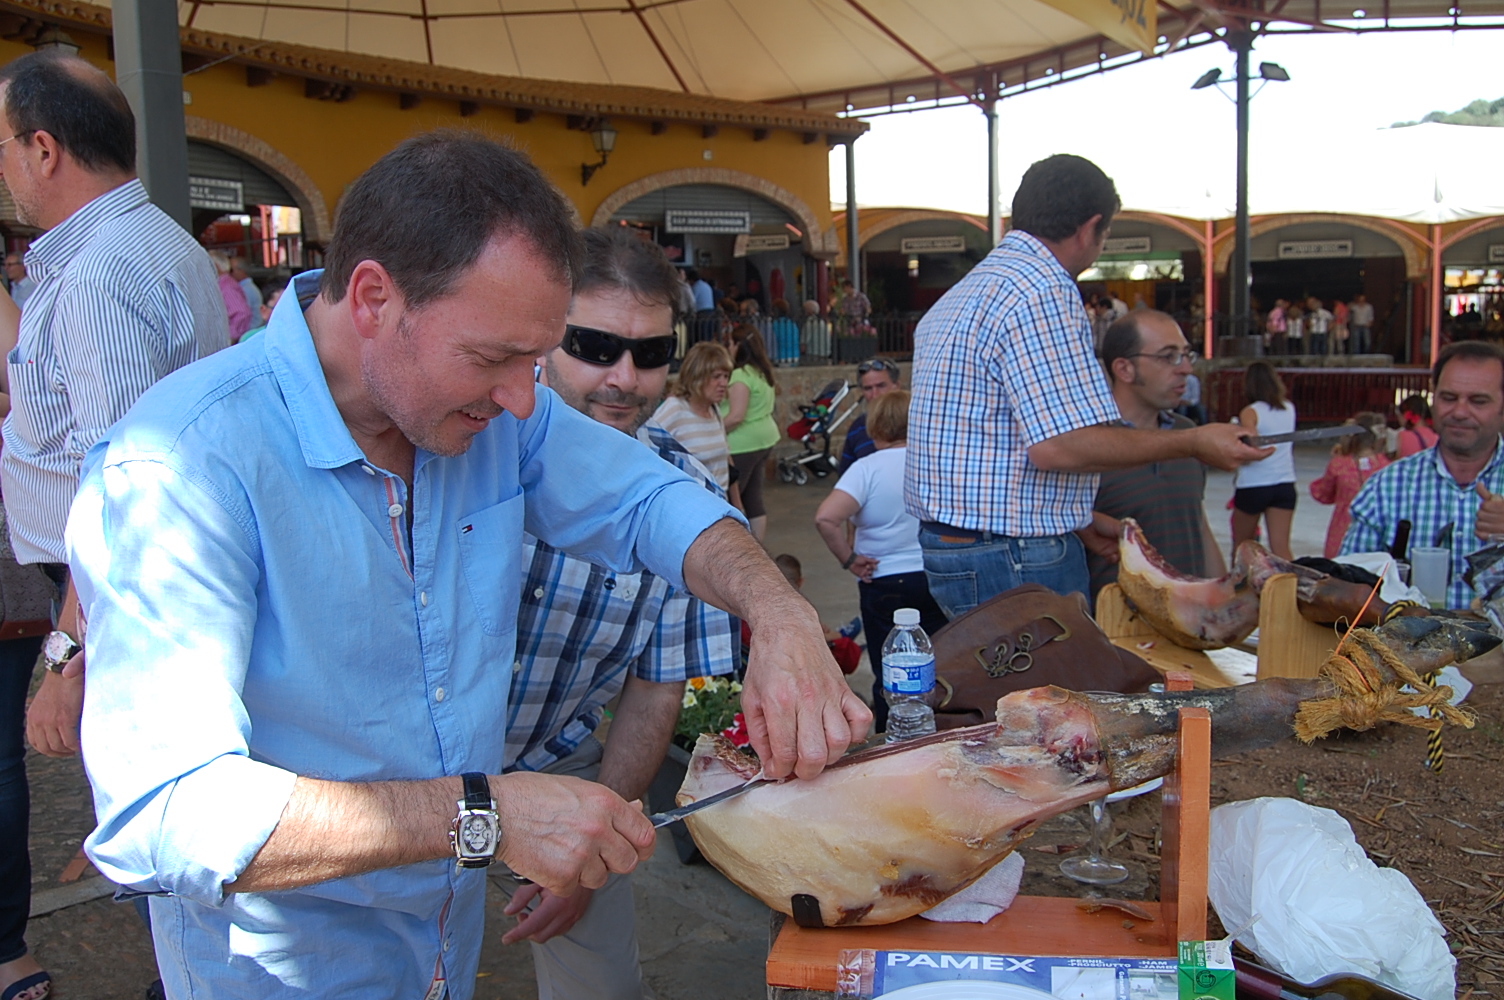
left=504, top=227, right=737, bottom=1000
left=66, top=133, right=867, bottom=998
left=907, top=154, right=1268, bottom=612
left=1079, top=310, right=1225, bottom=603
left=837, top=357, right=902, bottom=473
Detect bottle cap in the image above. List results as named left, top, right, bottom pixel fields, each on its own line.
left=893, top=608, right=920, bottom=626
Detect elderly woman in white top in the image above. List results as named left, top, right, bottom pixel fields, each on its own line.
left=650, top=340, right=737, bottom=505
left=814, top=390, right=946, bottom=733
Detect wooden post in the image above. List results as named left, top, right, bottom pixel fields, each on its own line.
left=1160, top=704, right=1211, bottom=943
left=1254, top=573, right=1338, bottom=681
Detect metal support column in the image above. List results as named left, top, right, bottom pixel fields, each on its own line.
left=113, top=0, right=192, bottom=231
left=845, top=138, right=861, bottom=293
left=985, top=99, right=1001, bottom=247
left=1430, top=224, right=1443, bottom=365
left=1228, top=29, right=1254, bottom=344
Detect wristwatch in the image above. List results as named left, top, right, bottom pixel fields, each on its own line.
left=450, top=772, right=499, bottom=869
left=41, top=630, right=81, bottom=674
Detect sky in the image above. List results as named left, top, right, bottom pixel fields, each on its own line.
left=828, top=28, right=1504, bottom=217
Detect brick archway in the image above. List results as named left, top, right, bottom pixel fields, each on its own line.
left=184, top=117, right=332, bottom=243
left=1212, top=213, right=1427, bottom=280
left=590, top=168, right=833, bottom=256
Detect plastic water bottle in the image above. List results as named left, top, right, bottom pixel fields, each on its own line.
left=882, top=608, right=936, bottom=742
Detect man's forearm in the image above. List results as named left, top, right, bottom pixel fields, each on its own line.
left=1028, top=425, right=1202, bottom=473
left=682, top=519, right=818, bottom=631
left=596, top=676, right=683, bottom=801
left=234, top=775, right=457, bottom=893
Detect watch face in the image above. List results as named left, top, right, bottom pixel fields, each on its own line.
left=460, top=814, right=496, bottom=855
left=43, top=631, right=78, bottom=664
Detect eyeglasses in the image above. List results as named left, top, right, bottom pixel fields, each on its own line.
left=562, top=324, right=677, bottom=370
left=1125, top=349, right=1199, bottom=366
left=0, top=130, right=34, bottom=150
left=857, top=358, right=900, bottom=376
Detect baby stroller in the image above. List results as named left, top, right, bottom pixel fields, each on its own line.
left=776, top=379, right=859, bottom=485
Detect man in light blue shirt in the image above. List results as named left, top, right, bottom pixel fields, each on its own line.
left=67, top=133, right=868, bottom=998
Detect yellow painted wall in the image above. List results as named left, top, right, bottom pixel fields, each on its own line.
left=0, top=32, right=836, bottom=241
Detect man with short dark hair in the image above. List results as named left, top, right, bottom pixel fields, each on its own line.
left=68, top=132, right=867, bottom=997
left=1349, top=293, right=1374, bottom=354
left=837, top=358, right=900, bottom=473
left=0, top=50, right=227, bottom=1000
left=906, top=154, right=1267, bottom=613
left=1343, top=340, right=1504, bottom=610
left=1080, top=310, right=1224, bottom=601
left=501, top=227, right=736, bottom=1000
left=3, top=252, right=33, bottom=307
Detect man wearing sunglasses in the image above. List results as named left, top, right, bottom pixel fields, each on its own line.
left=1080, top=310, right=1226, bottom=603
left=502, top=227, right=737, bottom=1000
left=837, top=358, right=902, bottom=474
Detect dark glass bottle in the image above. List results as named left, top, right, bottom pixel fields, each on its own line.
left=1235, top=957, right=1423, bottom=1000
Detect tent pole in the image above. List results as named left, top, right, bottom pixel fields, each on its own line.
left=1430, top=223, right=1442, bottom=365
left=846, top=138, right=861, bottom=293
left=985, top=99, right=1001, bottom=247
left=113, top=0, right=192, bottom=231
left=1204, top=219, right=1215, bottom=359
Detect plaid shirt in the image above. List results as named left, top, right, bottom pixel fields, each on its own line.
left=504, top=423, right=736, bottom=772
left=1340, top=438, right=1504, bottom=609
left=905, top=230, right=1120, bottom=536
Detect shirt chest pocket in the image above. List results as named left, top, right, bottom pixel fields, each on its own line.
left=457, top=494, right=525, bottom=637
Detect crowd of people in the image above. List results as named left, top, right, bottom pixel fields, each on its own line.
left=2, top=45, right=1501, bottom=1000
left=1261, top=294, right=1376, bottom=355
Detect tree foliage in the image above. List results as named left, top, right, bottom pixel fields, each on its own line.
left=1392, top=97, right=1504, bottom=128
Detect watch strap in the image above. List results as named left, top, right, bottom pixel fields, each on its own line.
left=460, top=772, right=492, bottom=810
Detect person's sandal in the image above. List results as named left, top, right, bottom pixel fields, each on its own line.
left=0, top=971, right=51, bottom=1000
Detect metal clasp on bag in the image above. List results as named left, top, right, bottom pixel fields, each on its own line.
left=973, top=614, right=1073, bottom=678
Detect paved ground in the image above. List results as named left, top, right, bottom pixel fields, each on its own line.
left=17, top=444, right=1347, bottom=999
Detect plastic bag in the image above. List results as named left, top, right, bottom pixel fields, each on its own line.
left=1208, top=797, right=1454, bottom=1000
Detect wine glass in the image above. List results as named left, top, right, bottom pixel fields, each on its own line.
left=1059, top=798, right=1130, bottom=885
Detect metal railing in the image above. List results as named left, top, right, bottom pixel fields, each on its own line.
left=680, top=310, right=920, bottom=366
left=1205, top=367, right=1432, bottom=424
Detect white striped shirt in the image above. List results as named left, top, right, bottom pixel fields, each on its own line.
left=2, top=180, right=229, bottom=564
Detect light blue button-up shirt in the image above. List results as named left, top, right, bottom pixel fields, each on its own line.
left=67, top=272, right=738, bottom=998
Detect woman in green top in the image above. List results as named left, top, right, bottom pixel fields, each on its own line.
left=722, top=323, right=780, bottom=541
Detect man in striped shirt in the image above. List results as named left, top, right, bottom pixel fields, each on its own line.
left=503, top=227, right=736, bottom=1000
left=906, top=155, right=1267, bottom=612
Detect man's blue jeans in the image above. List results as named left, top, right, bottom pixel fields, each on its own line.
left=918, top=526, right=1089, bottom=618
left=1, top=635, right=44, bottom=965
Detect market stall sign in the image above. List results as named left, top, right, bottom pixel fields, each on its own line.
left=900, top=235, right=967, bottom=254
left=1102, top=236, right=1152, bottom=255
left=734, top=233, right=791, bottom=256
left=1487, top=244, right=1504, bottom=263
left=189, top=176, right=245, bottom=212
left=1277, top=239, right=1353, bottom=260
left=665, top=209, right=751, bottom=234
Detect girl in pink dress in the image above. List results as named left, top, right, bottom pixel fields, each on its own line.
left=1310, top=412, right=1390, bottom=557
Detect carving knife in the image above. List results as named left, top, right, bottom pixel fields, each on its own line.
left=650, top=773, right=769, bottom=827
left=1243, top=425, right=1364, bottom=447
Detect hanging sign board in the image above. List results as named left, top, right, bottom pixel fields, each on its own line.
left=734, top=233, right=791, bottom=257
left=1102, top=235, right=1153, bottom=254
left=189, top=176, right=245, bottom=212
left=900, top=235, right=967, bottom=254
left=665, top=209, right=751, bottom=234
left=1277, top=239, right=1353, bottom=260
left=1487, top=244, right=1504, bottom=263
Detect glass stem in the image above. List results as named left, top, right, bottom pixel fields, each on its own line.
left=1088, top=799, right=1110, bottom=860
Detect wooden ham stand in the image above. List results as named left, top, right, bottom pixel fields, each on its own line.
left=1096, top=574, right=1337, bottom=687
left=764, top=672, right=1212, bottom=999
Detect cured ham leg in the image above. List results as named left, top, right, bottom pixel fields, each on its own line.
left=679, top=617, right=1496, bottom=928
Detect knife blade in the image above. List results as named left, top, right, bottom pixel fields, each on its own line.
left=1244, top=425, right=1364, bottom=447
left=650, top=774, right=768, bottom=828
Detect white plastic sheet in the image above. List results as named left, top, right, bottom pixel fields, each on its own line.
left=1208, top=797, right=1454, bottom=1000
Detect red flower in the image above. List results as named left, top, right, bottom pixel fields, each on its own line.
left=722, top=712, right=750, bottom=748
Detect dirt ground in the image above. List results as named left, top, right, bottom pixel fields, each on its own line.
left=20, top=681, right=1503, bottom=998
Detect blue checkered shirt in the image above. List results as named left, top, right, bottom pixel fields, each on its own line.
left=504, top=423, right=737, bottom=772
left=1340, top=438, right=1504, bottom=610
left=905, top=230, right=1120, bottom=536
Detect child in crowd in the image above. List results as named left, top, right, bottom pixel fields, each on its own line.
left=762, top=554, right=863, bottom=676
left=1310, top=412, right=1390, bottom=558
left=1397, top=394, right=1439, bottom=457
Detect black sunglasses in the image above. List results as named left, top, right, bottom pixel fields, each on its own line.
left=562, top=325, right=677, bottom=370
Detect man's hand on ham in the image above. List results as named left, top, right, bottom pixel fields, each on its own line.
left=501, top=883, right=593, bottom=944
left=740, top=604, right=872, bottom=781
left=26, top=653, right=85, bottom=757
left=492, top=773, right=654, bottom=897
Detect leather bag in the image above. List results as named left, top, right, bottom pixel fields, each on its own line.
left=0, top=502, right=57, bottom=640
left=931, top=584, right=1161, bottom=728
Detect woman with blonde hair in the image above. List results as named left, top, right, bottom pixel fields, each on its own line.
left=1310, top=411, right=1389, bottom=558
left=651, top=341, right=734, bottom=494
